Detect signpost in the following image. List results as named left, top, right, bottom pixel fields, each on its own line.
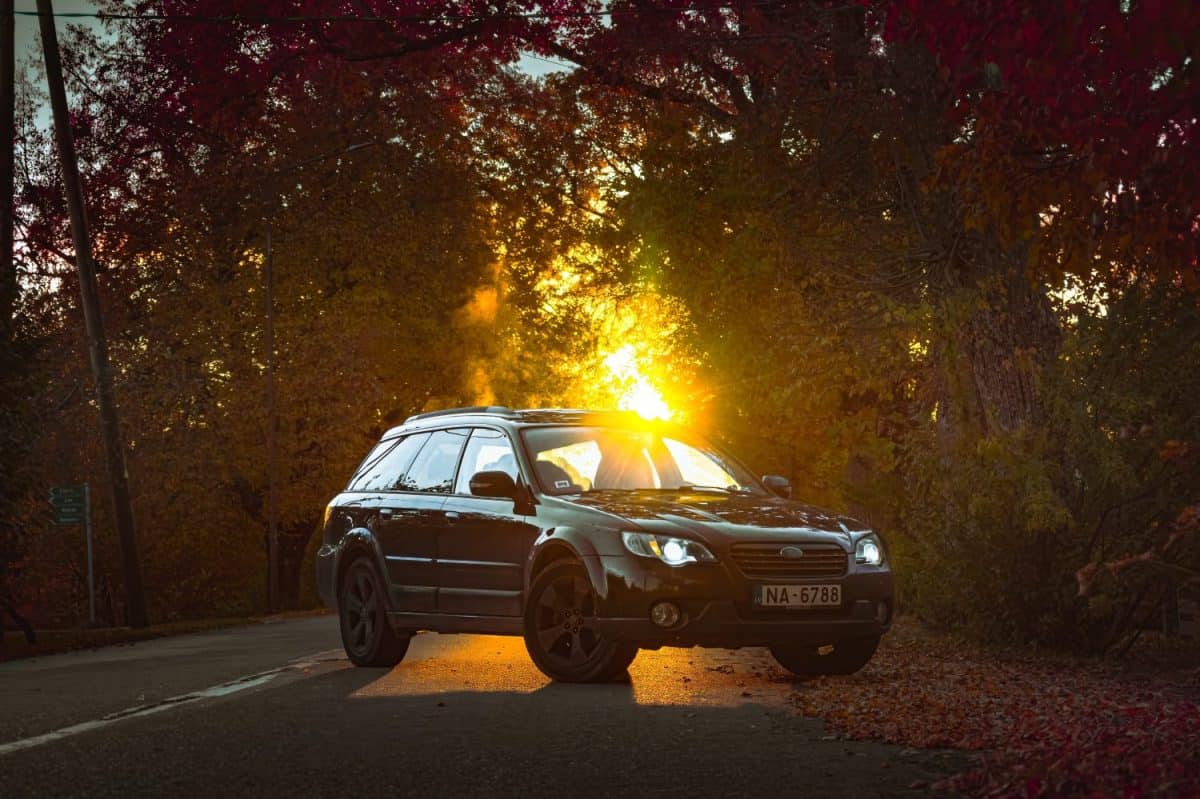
left=50, top=483, right=95, bottom=624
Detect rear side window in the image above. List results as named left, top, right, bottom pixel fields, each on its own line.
left=350, top=433, right=430, bottom=492
left=398, top=428, right=469, bottom=493
left=347, top=438, right=395, bottom=487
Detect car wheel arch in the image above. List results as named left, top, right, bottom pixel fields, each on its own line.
left=525, top=530, right=610, bottom=610
left=335, top=528, right=390, bottom=608
left=528, top=538, right=579, bottom=579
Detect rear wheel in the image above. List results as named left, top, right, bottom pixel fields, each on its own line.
left=339, top=557, right=409, bottom=667
left=523, top=561, right=637, bottom=682
left=770, top=636, right=880, bottom=677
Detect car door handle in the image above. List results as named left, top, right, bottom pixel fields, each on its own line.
left=444, top=511, right=461, bottom=520
left=379, top=508, right=393, bottom=518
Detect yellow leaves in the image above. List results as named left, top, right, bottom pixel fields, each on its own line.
left=460, top=286, right=498, bottom=324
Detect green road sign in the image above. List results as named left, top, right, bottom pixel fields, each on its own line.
left=50, top=484, right=87, bottom=525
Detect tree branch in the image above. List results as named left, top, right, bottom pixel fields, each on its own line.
left=543, top=41, right=737, bottom=123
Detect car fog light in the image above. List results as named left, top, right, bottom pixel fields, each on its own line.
left=650, top=601, right=681, bottom=628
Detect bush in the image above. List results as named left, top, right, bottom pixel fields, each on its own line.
left=893, top=280, right=1200, bottom=652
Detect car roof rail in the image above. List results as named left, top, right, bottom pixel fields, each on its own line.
left=402, top=405, right=516, bottom=424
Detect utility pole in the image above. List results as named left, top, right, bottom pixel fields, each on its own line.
left=38, top=0, right=148, bottom=627
left=0, top=0, right=15, bottom=331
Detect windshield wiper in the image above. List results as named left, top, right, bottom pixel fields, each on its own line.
left=674, top=484, right=752, bottom=495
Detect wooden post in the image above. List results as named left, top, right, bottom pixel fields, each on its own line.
left=265, top=223, right=279, bottom=612
left=84, top=482, right=95, bottom=625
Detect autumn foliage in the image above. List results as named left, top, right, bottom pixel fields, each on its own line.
left=792, top=619, right=1200, bottom=796
left=2, top=0, right=1197, bottom=669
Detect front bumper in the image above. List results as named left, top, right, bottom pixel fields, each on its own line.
left=586, top=553, right=894, bottom=648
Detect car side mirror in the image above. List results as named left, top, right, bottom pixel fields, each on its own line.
left=762, top=474, right=792, bottom=498
left=469, top=470, right=518, bottom=500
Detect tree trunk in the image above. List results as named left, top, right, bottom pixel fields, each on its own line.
left=278, top=519, right=316, bottom=610
left=936, top=242, right=1061, bottom=438
left=970, top=286, right=1056, bottom=431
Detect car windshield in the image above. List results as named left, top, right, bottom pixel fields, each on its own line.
left=521, top=425, right=766, bottom=497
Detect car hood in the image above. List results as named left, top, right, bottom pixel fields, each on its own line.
left=566, top=490, right=865, bottom=549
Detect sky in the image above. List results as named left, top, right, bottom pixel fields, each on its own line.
left=14, top=2, right=565, bottom=76
left=15, top=1, right=106, bottom=63
left=14, top=0, right=565, bottom=137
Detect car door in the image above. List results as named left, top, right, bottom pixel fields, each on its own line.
left=350, top=431, right=438, bottom=612
left=438, top=427, right=540, bottom=617
left=376, top=427, right=470, bottom=613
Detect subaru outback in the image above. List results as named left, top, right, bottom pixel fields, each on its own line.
left=317, top=407, right=893, bottom=682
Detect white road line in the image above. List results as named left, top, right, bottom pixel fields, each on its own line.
left=0, top=652, right=344, bottom=757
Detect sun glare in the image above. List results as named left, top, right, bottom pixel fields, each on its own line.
left=621, top=381, right=673, bottom=420
left=603, top=344, right=674, bottom=420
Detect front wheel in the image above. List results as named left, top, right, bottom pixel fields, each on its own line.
left=339, top=557, right=410, bottom=667
left=770, top=636, right=880, bottom=677
left=523, top=561, right=637, bottom=682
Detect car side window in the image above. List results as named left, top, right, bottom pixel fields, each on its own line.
left=351, top=433, right=430, bottom=492
left=346, top=438, right=395, bottom=489
left=399, top=428, right=469, bottom=493
left=453, top=428, right=519, bottom=495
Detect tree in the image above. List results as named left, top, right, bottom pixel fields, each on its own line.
left=504, top=0, right=1199, bottom=647
left=883, top=0, right=1200, bottom=284
left=13, top=1, right=504, bottom=615
left=9, top=0, right=1196, bottom=647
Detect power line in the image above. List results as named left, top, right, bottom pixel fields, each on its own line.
left=10, top=3, right=785, bottom=25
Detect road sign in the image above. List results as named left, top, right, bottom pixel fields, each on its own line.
left=50, top=484, right=87, bottom=525
left=48, top=483, right=96, bottom=624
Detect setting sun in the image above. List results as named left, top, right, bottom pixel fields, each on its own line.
left=620, top=380, right=673, bottom=420
left=603, top=344, right=674, bottom=420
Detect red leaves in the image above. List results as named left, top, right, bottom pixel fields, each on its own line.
left=882, top=0, right=1200, bottom=277
left=952, top=698, right=1200, bottom=797
left=791, top=619, right=1199, bottom=797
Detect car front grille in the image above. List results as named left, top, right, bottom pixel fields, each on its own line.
left=729, top=542, right=848, bottom=580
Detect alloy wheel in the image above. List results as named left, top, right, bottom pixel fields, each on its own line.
left=343, top=566, right=381, bottom=659
left=533, top=573, right=602, bottom=668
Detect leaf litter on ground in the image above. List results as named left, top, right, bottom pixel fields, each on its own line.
left=780, top=618, right=1199, bottom=797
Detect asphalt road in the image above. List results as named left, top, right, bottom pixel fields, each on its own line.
left=1, top=616, right=964, bottom=797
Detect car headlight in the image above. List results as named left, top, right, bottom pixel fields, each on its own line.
left=855, top=533, right=885, bottom=566
left=621, top=532, right=715, bottom=566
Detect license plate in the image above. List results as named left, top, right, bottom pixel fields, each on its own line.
left=754, top=584, right=841, bottom=608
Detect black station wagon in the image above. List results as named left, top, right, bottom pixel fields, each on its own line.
left=317, top=407, right=893, bottom=682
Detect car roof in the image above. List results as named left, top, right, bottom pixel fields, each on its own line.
left=380, top=407, right=661, bottom=440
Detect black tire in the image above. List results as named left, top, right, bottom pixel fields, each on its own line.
left=770, top=636, right=880, bottom=677
left=338, top=556, right=410, bottom=667
left=523, top=561, right=637, bottom=683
